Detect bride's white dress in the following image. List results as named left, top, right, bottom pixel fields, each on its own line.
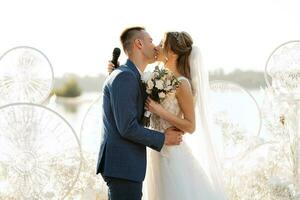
left=144, top=77, right=219, bottom=200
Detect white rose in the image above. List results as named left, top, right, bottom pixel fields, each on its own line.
left=159, top=92, right=166, bottom=98
left=166, top=86, right=173, bottom=91
left=155, top=80, right=164, bottom=90
left=147, top=80, right=154, bottom=90
left=166, top=80, right=171, bottom=86
left=141, top=71, right=152, bottom=82
left=153, top=72, right=159, bottom=77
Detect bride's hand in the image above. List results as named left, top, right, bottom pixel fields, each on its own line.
left=145, top=97, right=164, bottom=115
left=107, top=61, right=118, bottom=74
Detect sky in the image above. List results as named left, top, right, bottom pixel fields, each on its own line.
left=0, top=0, right=300, bottom=77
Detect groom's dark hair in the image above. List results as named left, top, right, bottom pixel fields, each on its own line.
left=120, top=26, right=145, bottom=54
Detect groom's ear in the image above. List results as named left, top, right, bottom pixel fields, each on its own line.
left=134, top=39, right=143, bottom=50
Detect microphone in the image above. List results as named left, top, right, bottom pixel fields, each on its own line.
left=111, top=47, right=121, bottom=68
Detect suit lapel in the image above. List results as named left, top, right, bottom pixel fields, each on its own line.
left=125, top=59, right=147, bottom=100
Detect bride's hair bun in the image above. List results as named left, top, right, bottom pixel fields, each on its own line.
left=165, top=31, right=194, bottom=79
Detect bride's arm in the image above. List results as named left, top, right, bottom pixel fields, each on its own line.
left=146, top=80, right=195, bottom=133
left=107, top=61, right=120, bottom=75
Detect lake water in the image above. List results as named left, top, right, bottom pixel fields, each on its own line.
left=50, top=90, right=264, bottom=130
left=47, top=89, right=266, bottom=156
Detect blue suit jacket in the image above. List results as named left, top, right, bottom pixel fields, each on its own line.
left=96, top=59, right=165, bottom=182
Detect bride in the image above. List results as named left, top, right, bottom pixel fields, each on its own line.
left=108, top=31, right=226, bottom=200
left=144, top=31, right=226, bottom=200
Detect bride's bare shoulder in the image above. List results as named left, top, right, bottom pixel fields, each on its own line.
left=176, top=76, right=192, bottom=92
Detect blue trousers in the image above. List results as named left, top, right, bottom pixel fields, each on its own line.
left=102, top=175, right=143, bottom=200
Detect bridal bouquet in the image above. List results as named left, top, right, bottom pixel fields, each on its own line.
left=141, top=66, right=180, bottom=127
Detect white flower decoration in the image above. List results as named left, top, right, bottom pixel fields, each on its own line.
left=166, top=86, right=173, bottom=91
left=158, top=92, right=166, bottom=98
left=155, top=80, right=164, bottom=90
left=166, top=80, right=171, bottom=86
left=147, top=80, right=154, bottom=90
left=153, top=72, right=159, bottom=77
left=146, top=89, right=151, bottom=94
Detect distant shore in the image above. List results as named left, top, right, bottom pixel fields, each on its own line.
left=52, top=69, right=268, bottom=94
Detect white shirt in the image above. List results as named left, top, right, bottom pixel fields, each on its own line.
left=135, top=65, right=143, bottom=76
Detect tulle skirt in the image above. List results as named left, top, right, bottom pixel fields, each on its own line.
left=143, top=140, right=219, bottom=200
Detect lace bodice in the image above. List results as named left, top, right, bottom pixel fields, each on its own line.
left=150, top=76, right=190, bottom=132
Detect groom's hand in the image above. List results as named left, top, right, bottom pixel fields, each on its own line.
left=168, top=126, right=186, bottom=135
left=164, top=127, right=184, bottom=145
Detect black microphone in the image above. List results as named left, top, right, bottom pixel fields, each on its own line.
left=111, top=47, right=121, bottom=68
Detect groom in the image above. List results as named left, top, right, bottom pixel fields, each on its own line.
left=97, top=26, right=183, bottom=200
